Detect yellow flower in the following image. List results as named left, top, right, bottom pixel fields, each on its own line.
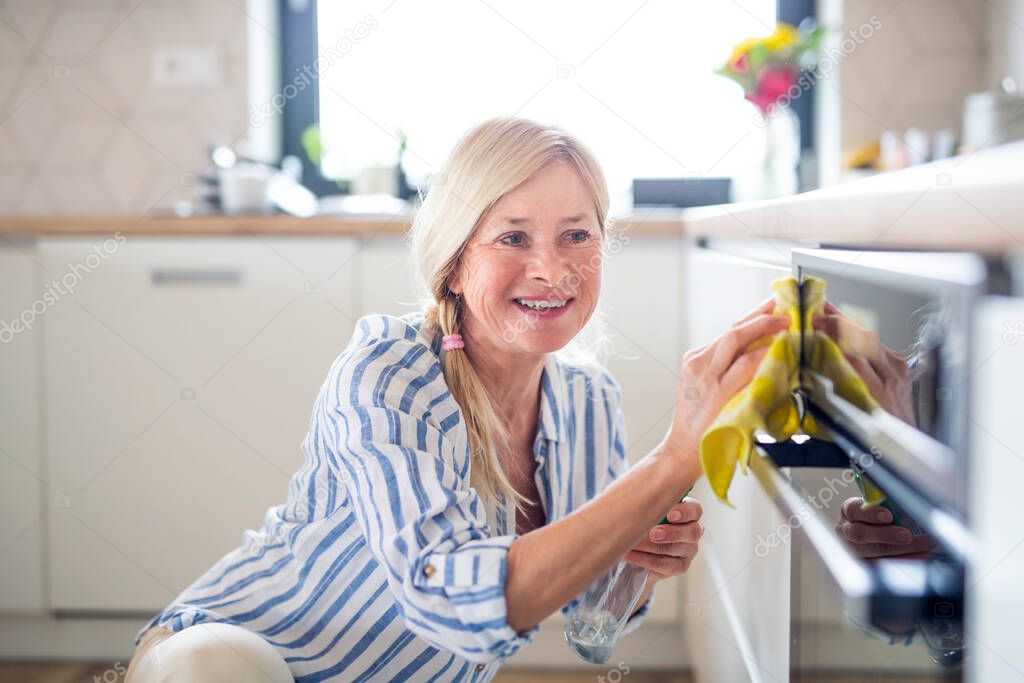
left=764, top=23, right=799, bottom=52
left=727, top=23, right=799, bottom=67
left=728, top=37, right=762, bottom=65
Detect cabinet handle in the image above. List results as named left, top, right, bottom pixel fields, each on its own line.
left=150, top=268, right=243, bottom=286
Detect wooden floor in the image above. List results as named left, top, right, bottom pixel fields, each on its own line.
left=0, top=662, right=693, bottom=683
left=0, top=662, right=957, bottom=682
left=0, top=661, right=127, bottom=683
left=495, top=672, right=692, bottom=683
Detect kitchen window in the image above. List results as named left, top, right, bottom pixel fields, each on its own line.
left=281, top=0, right=778, bottom=207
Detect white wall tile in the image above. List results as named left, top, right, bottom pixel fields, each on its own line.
left=0, top=0, right=247, bottom=214
left=840, top=0, right=991, bottom=153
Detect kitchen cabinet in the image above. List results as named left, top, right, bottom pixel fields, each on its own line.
left=39, top=236, right=358, bottom=611
left=0, top=238, right=46, bottom=612
left=681, top=242, right=792, bottom=683
left=352, top=235, right=424, bottom=318
left=600, top=235, right=687, bottom=626
left=967, top=295, right=1024, bottom=683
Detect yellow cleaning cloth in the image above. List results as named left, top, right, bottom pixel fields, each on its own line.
left=700, top=275, right=882, bottom=508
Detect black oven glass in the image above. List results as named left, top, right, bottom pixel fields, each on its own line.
left=785, top=254, right=977, bottom=682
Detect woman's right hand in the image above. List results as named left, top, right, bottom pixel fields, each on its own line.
left=661, top=296, right=790, bottom=472
left=813, top=301, right=917, bottom=427
left=836, top=497, right=937, bottom=560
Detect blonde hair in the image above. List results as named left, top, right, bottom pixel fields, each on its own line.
left=408, top=116, right=614, bottom=517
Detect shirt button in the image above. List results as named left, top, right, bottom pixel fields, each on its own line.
left=475, top=664, right=485, bottom=672
left=422, top=564, right=435, bottom=578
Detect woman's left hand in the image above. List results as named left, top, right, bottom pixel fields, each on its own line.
left=624, top=498, right=703, bottom=582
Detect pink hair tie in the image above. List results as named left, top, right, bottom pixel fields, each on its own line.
left=441, top=334, right=464, bottom=351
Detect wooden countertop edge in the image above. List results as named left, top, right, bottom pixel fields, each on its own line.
left=0, top=213, right=686, bottom=237
left=0, top=214, right=415, bottom=236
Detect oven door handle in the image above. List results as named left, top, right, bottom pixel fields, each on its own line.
left=749, top=444, right=962, bottom=626
left=801, top=370, right=962, bottom=514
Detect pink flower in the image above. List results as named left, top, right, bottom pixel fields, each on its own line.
left=746, top=63, right=797, bottom=113
left=729, top=52, right=749, bottom=74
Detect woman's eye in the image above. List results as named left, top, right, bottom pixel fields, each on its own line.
left=566, top=229, right=592, bottom=244
left=499, top=232, right=526, bottom=246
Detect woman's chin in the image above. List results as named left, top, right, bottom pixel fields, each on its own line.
left=506, top=328, right=578, bottom=355
left=484, top=302, right=593, bottom=353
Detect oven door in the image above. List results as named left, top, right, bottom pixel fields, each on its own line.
left=761, top=248, right=989, bottom=681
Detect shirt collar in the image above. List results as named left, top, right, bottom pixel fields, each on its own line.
left=537, top=353, right=568, bottom=444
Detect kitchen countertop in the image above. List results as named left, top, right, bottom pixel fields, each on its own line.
left=682, top=141, right=1024, bottom=255
left=0, top=211, right=685, bottom=237
left=3, top=142, right=1020, bottom=251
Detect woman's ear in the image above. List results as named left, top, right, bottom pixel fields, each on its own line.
left=447, top=272, right=463, bottom=297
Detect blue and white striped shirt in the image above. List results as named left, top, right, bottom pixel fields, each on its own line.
left=137, top=311, right=650, bottom=681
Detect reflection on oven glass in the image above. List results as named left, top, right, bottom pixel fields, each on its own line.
left=812, top=300, right=917, bottom=428
left=811, top=285, right=966, bottom=462
left=790, top=467, right=964, bottom=681
left=836, top=484, right=937, bottom=563
left=906, top=302, right=947, bottom=439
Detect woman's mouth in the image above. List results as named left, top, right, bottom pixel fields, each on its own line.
left=511, top=297, right=574, bottom=319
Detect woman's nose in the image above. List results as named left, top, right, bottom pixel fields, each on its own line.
left=525, top=244, right=571, bottom=286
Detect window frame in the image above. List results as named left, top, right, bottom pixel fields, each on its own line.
left=280, top=0, right=340, bottom=197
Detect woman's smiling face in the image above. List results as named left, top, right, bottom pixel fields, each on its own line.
left=449, top=160, right=603, bottom=357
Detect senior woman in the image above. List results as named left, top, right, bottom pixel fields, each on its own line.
left=125, top=117, right=786, bottom=682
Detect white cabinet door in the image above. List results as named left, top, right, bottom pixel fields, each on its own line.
left=967, top=295, right=1024, bottom=683
left=682, top=244, right=792, bottom=683
left=40, top=236, right=358, bottom=612
left=352, top=235, right=424, bottom=318
left=600, top=236, right=687, bottom=625
left=0, top=238, right=46, bottom=613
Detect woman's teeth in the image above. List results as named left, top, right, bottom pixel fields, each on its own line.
left=514, top=298, right=570, bottom=310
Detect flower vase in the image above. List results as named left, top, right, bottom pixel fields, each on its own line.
left=757, top=104, right=800, bottom=199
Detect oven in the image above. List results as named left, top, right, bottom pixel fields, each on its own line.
left=748, top=247, right=1004, bottom=682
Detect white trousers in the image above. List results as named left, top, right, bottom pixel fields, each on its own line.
left=125, top=623, right=293, bottom=682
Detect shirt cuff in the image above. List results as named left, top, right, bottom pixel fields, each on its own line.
left=414, top=534, right=540, bottom=660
